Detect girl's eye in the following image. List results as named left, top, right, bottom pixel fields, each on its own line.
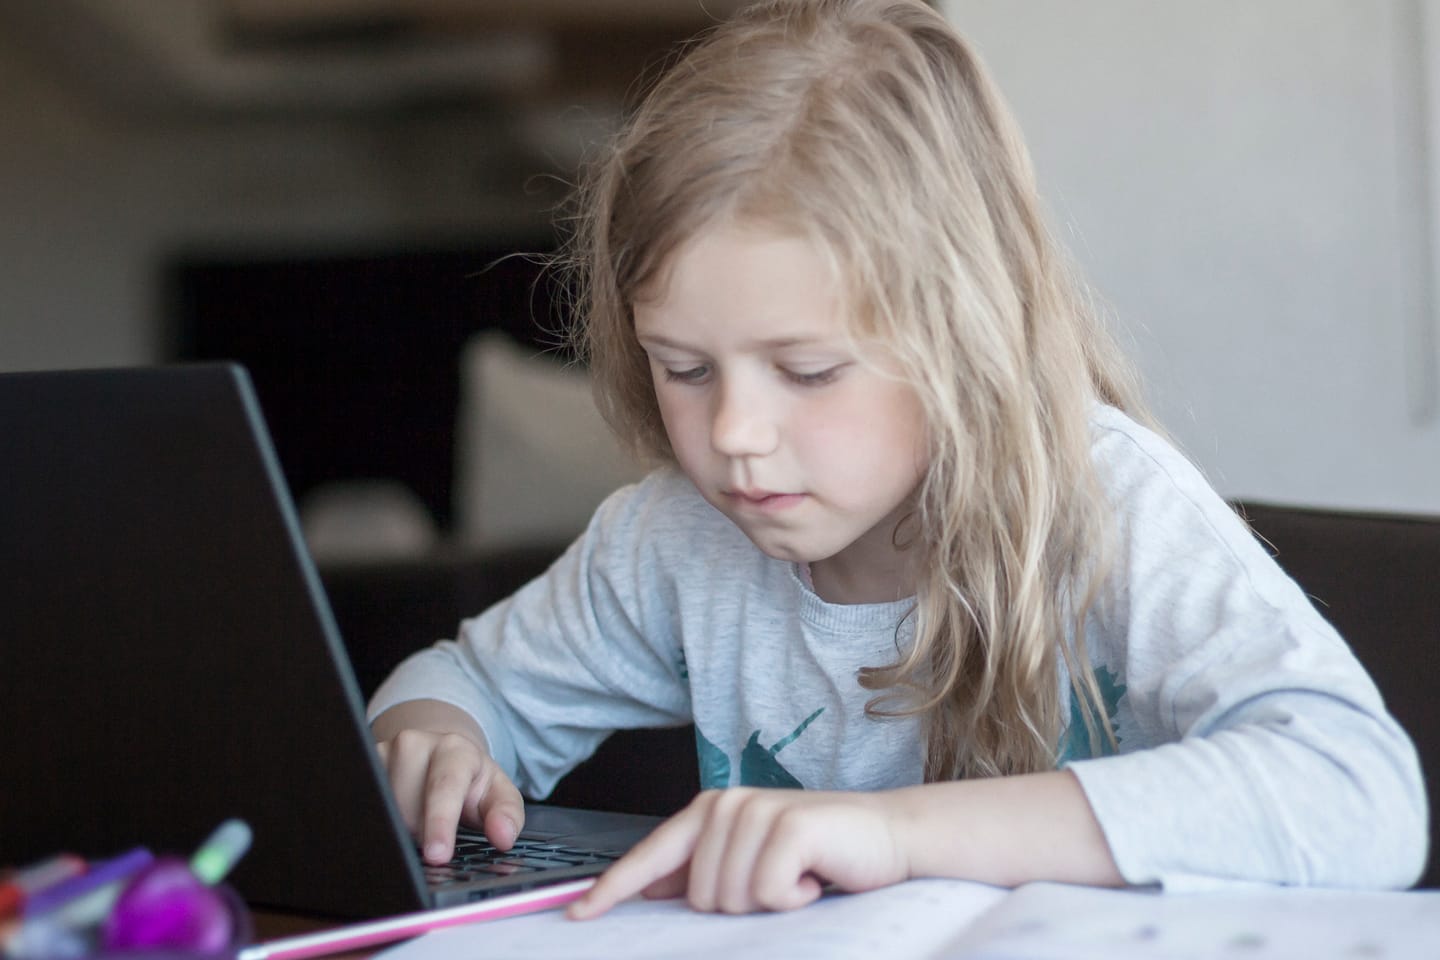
left=663, top=365, right=710, bottom=384
left=784, top=366, right=842, bottom=387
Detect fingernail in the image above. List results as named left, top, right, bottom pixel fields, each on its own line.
left=500, top=817, right=519, bottom=845
left=424, top=842, right=447, bottom=862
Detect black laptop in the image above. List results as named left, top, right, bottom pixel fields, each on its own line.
left=0, top=363, right=661, bottom=919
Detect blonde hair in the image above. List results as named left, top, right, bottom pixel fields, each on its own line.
left=563, top=0, right=1152, bottom=779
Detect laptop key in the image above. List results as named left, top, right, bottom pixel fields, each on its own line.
left=475, top=862, right=534, bottom=876
left=495, top=856, right=568, bottom=869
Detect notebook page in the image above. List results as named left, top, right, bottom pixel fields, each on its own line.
left=941, top=882, right=1440, bottom=959
left=376, top=878, right=1008, bottom=960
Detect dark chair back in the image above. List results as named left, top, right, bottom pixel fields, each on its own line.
left=1238, top=502, right=1439, bottom=888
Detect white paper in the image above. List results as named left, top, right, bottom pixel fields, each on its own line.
left=374, top=879, right=1440, bottom=960
left=375, top=878, right=1009, bottom=960
left=942, top=882, right=1440, bottom=960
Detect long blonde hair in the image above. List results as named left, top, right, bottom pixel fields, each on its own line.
left=563, top=0, right=1151, bottom=779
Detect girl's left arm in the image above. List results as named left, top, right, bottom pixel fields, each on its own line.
left=1073, top=415, right=1428, bottom=891
left=891, top=769, right=1123, bottom=887
left=570, top=770, right=1119, bottom=918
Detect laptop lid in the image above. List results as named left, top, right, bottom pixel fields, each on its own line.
left=0, top=364, right=655, bottom=919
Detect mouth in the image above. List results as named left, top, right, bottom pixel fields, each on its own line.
left=725, top=489, right=806, bottom=512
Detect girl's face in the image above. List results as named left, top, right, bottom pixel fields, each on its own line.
left=633, top=221, right=928, bottom=604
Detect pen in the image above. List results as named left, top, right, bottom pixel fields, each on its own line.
left=0, top=855, right=87, bottom=920
left=188, top=819, right=252, bottom=886
left=23, top=847, right=153, bottom=921
left=2, top=849, right=154, bottom=960
left=235, top=878, right=598, bottom=960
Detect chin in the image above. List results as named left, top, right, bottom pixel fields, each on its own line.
left=737, top=531, right=812, bottom=564
left=744, top=531, right=844, bottom=566
left=750, top=541, right=807, bottom=563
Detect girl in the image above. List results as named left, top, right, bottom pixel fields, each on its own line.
left=369, top=0, right=1427, bottom=917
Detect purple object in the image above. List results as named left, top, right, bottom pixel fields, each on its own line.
left=100, top=858, right=235, bottom=954
left=25, top=847, right=153, bottom=918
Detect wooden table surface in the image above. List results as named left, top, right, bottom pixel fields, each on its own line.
left=249, top=909, right=377, bottom=960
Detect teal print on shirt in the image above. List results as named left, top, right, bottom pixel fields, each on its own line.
left=1056, top=665, right=1127, bottom=764
left=695, top=708, right=825, bottom=790
left=696, top=727, right=730, bottom=787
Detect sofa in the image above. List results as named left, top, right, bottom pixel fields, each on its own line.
left=320, top=500, right=1439, bottom=887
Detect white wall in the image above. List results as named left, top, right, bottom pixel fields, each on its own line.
left=942, top=0, right=1440, bottom=513
left=2, top=4, right=1438, bottom=515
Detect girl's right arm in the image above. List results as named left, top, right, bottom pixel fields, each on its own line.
left=371, top=698, right=526, bottom=865
left=365, top=472, right=696, bottom=864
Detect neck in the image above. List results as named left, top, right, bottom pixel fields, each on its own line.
left=808, top=538, right=917, bottom=605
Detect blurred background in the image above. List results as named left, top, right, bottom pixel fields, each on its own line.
left=1, top=0, right=1437, bottom=564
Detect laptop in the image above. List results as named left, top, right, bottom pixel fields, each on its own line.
left=0, top=363, right=662, bottom=919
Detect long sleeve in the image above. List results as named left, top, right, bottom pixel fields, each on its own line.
left=1065, top=408, right=1428, bottom=889
left=367, top=471, right=696, bottom=798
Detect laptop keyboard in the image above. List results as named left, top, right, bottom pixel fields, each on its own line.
left=423, top=831, right=623, bottom=887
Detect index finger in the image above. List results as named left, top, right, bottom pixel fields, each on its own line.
left=420, top=747, right=486, bottom=863
left=567, top=811, right=702, bottom=919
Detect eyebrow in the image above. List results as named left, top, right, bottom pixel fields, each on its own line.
left=635, top=333, right=833, bottom=351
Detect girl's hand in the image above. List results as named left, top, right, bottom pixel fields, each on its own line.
left=371, top=701, right=525, bottom=865
left=568, top=788, right=910, bottom=918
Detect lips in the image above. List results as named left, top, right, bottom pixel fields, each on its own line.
left=727, top=489, right=805, bottom=511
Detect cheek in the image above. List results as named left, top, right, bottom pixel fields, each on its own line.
left=804, top=389, right=928, bottom=486
left=652, top=386, right=707, bottom=461
left=873, top=384, right=928, bottom=458
left=815, top=387, right=921, bottom=453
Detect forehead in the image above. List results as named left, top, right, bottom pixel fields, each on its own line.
left=637, top=213, right=840, bottom=294
left=633, top=221, right=850, bottom=338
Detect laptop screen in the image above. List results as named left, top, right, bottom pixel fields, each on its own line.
left=0, top=364, right=428, bottom=918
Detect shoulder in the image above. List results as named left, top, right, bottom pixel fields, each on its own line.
left=570, top=466, right=793, bottom=637
left=586, top=465, right=760, bottom=564
left=1084, top=404, right=1320, bottom=629
left=592, top=466, right=736, bottom=535
left=1087, top=405, right=1251, bottom=546
left=1088, top=405, right=1212, bottom=498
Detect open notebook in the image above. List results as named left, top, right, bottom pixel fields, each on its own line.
left=0, top=363, right=661, bottom=919
left=373, top=877, right=1440, bottom=960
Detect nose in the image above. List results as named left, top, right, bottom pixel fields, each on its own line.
left=711, top=377, right=778, bottom=458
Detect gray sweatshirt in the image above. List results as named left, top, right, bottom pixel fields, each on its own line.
left=368, top=405, right=1427, bottom=889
